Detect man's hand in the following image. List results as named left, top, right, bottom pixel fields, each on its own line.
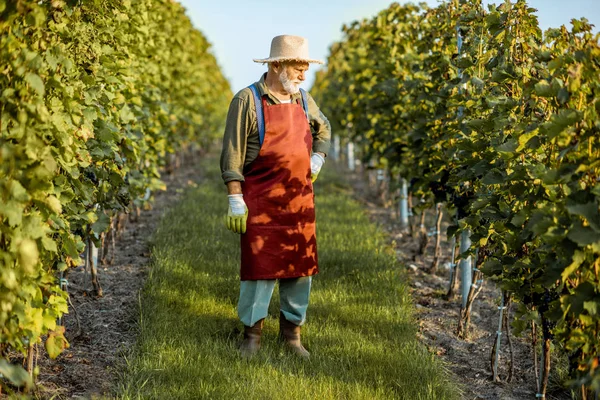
left=310, top=153, right=325, bottom=183
left=226, top=194, right=248, bottom=234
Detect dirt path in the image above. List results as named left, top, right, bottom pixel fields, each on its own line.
left=35, top=153, right=205, bottom=400
left=342, top=163, right=571, bottom=400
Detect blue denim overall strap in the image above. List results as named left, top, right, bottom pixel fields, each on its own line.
left=248, top=84, right=310, bottom=147
left=299, top=88, right=309, bottom=120
left=248, top=84, right=266, bottom=147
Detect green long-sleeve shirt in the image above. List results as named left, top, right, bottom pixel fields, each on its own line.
left=220, top=73, right=332, bottom=184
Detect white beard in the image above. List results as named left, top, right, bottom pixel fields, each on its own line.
left=279, top=69, right=301, bottom=94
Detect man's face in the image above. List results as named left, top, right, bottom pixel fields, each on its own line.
left=278, top=62, right=309, bottom=94
left=284, top=62, right=309, bottom=83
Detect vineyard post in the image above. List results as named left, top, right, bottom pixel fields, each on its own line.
left=376, top=169, right=387, bottom=203
left=539, top=332, right=549, bottom=398
left=58, top=271, right=68, bottom=326
left=332, top=135, right=340, bottom=161
left=457, top=248, right=483, bottom=338
left=429, top=203, right=444, bottom=273
left=455, top=2, right=472, bottom=310
left=492, top=292, right=506, bottom=381
left=407, top=193, right=416, bottom=237
left=26, top=343, right=34, bottom=379
left=532, top=320, right=540, bottom=394
left=87, top=238, right=102, bottom=297
left=367, top=158, right=376, bottom=189
left=503, top=295, right=514, bottom=382
left=376, top=169, right=384, bottom=186
left=83, top=242, right=89, bottom=292
left=459, top=229, right=472, bottom=308
left=417, top=209, right=429, bottom=257
left=445, top=234, right=458, bottom=298
left=445, top=210, right=459, bottom=298
left=398, top=177, right=409, bottom=232
left=347, top=141, right=355, bottom=171
left=101, top=215, right=116, bottom=265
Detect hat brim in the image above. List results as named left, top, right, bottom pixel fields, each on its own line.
left=253, top=57, right=324, bottom=65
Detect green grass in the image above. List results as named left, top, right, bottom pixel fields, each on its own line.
left=116, top=157, right=462, bottom=400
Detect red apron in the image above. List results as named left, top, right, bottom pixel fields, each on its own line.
left=240, top=96, right=318, bottom=280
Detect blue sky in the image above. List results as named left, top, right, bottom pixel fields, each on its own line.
left=177, top=0, right=600, bottom=93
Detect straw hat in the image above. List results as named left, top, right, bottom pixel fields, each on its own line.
left=253, top=35, right=324, bottom=64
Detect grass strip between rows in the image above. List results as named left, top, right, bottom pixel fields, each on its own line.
left=117, top=157, right=462, bottom=400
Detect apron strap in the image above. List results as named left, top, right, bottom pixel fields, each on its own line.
left=248, top=84, right=310, bottom=148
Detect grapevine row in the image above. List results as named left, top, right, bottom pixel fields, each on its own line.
left=312, top=0, right=599, bottom=395
left=0, top=0, right=231, bottom=390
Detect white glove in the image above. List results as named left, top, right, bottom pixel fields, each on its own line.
left=310, top=153, right=325, bottom=181
left=228, top=194, right=246, bottom=215
left=226, top=194, right=248, bottom=234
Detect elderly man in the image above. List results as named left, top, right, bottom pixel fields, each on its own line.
left=220, top=35, right=331, bottom=358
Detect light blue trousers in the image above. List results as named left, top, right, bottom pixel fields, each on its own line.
left=238, top=277, right=312, bottom=327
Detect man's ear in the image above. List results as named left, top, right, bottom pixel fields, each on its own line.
left=272, top=62, right=281, bottom=73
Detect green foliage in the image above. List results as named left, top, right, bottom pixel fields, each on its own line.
left=312, top=0, right=600, bottom=393
left=0, top=0, right=231, bottom=383
left=0, top=359, right=32, bottom=390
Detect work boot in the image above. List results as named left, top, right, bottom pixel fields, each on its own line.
left=239, top=319, right=264, bottom=358
left=278, top=312, right=310, bottom=359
